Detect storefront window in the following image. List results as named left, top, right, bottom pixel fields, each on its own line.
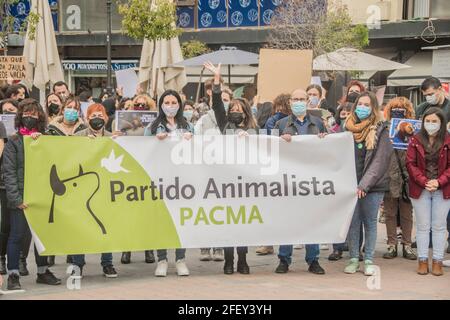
left=431, top=0, right=450, bottom=18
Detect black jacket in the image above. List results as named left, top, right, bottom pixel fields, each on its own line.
left=273, top=114, right=326, bottom=136
left=2, top=134, right=24, bottom=208
left=212, top=84, right=259, bottom=134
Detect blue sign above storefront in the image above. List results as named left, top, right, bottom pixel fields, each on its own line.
left=62, top=61, right=138, bottom=72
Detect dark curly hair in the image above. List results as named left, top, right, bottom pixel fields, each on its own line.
left=15, top=98, right=47, bottom=133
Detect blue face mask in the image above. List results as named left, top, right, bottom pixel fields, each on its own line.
left=355, top=105, right=372, bottom=120
left=223, top=102, right=230, bottom=113
left=64, top=108, right=79, bottom=122
left=251, top=106, right=258, bottom=115
left=183, top=110, right=194, bottom=121
left=291, top=101, right=307, bottom=116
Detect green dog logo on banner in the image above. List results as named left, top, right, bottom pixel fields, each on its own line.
left=49, top=164, right=107, bottom=235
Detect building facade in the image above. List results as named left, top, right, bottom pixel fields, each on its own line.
left=3, top=0, right=450, bottom=103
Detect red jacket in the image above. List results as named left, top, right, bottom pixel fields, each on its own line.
left=406, top=134, right=450, bottom=199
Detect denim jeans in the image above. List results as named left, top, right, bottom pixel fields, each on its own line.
left=411, top=190, right=450, bottom=261
left=348, top=192, right=384, bottom=262
left=278, top=244, right=320, bottom=265
left=6, top=209, right=48, bottom=274
left=71, top=253, right=113, bottom=268
left=157, top=249, right=186, bottom=262
left=0, top=189, right=32, bottom=257
left=332, top=222, right=363, bottom=252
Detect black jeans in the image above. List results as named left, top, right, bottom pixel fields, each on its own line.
left=0, top=189, right=32, bottom=257
left=224, top=247, right=247, bottom=262
left=6, top=208, right=48, bottom=272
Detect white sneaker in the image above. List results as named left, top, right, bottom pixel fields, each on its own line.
left=155, top=259, right=168, bottom=277
left=293, top=244, right=304, bottom=250
left=176, top=259, right=190, bottom=276
left=320, top=244, right=329, bottom=250
left=443, top=260, right=450, bottom=267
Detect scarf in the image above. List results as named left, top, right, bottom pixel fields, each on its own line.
left=345, top=114, right=378, bottom=150
left=19, top=127, right=38, bottom=136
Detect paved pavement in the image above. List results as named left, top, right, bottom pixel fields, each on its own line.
left=1, top=224, right=449, bottom=300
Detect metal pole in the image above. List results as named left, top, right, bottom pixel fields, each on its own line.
left=106, top=0, right=113, bottom=95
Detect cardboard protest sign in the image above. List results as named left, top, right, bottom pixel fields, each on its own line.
left=0, top=56, right=26, bottom=80
left=258, top=49, right=313, bottom=103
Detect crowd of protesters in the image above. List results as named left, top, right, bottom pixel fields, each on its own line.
left=0, top=63, right=449, bottom=291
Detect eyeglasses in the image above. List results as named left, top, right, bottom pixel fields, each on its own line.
left=134, top=103, right=147, bottom=108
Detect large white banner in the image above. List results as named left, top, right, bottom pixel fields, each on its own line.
left=24, top=132, right=357, bottom=255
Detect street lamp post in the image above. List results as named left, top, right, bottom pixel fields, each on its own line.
left=106, top=0, right=113, bottom=95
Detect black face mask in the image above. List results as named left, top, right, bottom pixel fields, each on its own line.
left=347, top=92, right=360, bottom=104
left=390, top=108, right=406, bottom=119
left=228, top=112, right=244, bottom=125
left=48, top=103, right=60, bottom=116
left=22, top=116, right=38, bottom=130
left=89, top=118, right=105, bottom=131
left=17, top=98, right=24, bottom=103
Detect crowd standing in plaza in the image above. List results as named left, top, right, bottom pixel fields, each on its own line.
left=0, top=62, right=449, bottom=291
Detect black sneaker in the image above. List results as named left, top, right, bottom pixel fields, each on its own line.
left=19, top=257, right=29, bottom=276
left=275, top=260, right=289, bottom=273
left=223, top=260, right=234, bottom=275
left=308, top=261, right=325, bottom=275
left=36, top=270, right=61, bottom=286
left=0, top=256, right=6, bottom=275
left=145, top=250, right=155, bottom=264
left=103, top=265, right=118, bottom=278
left=121, top=252, right=131, bottom=264
left=237, top=260, right=250, bottom=274
left=7, top=273, right=21, bottom=290
left=328, top=250, right=343, bottom=261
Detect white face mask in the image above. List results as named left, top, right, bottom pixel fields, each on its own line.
left=162, top=104, right=179, bottom=117
left=425, top=93, right=439, bottom=105
left=424, top=122, right=440, bottom=136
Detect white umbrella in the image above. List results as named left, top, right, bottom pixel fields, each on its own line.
left=138, top=37, right=187, bottom=99
left=23, top=0, right=64, bottom=95
left=313, top=48, right=410, bottom=71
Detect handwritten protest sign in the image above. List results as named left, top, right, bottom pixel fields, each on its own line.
left=0, top=56, right=26, bottom=81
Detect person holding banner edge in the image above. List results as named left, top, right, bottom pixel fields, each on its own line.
left=145, top=89, right=192, bottom=277
left=2, top=99, right=61, bottom=290
left=204, top=61, right=258, bottom=275
left=71, top=103, right=118, bottom=278
left=344, top=92, right=393, bottom=276
left=272, top=88, right=327, bottom=275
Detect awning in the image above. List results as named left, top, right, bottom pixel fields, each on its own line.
left=185, top=65, right=258, bottom=84
left=387, top=51, right=432, bottom=87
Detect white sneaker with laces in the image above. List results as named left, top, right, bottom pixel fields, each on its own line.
left=293, top=244, right=304, bottom=250
left=176, top=259, right=190, bottom=276
left=155, top=259, right=168, bottom=277
left=320, top=244, right=329, bottom=250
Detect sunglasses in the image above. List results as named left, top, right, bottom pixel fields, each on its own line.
left=134, top=103, right=147, bottom=108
